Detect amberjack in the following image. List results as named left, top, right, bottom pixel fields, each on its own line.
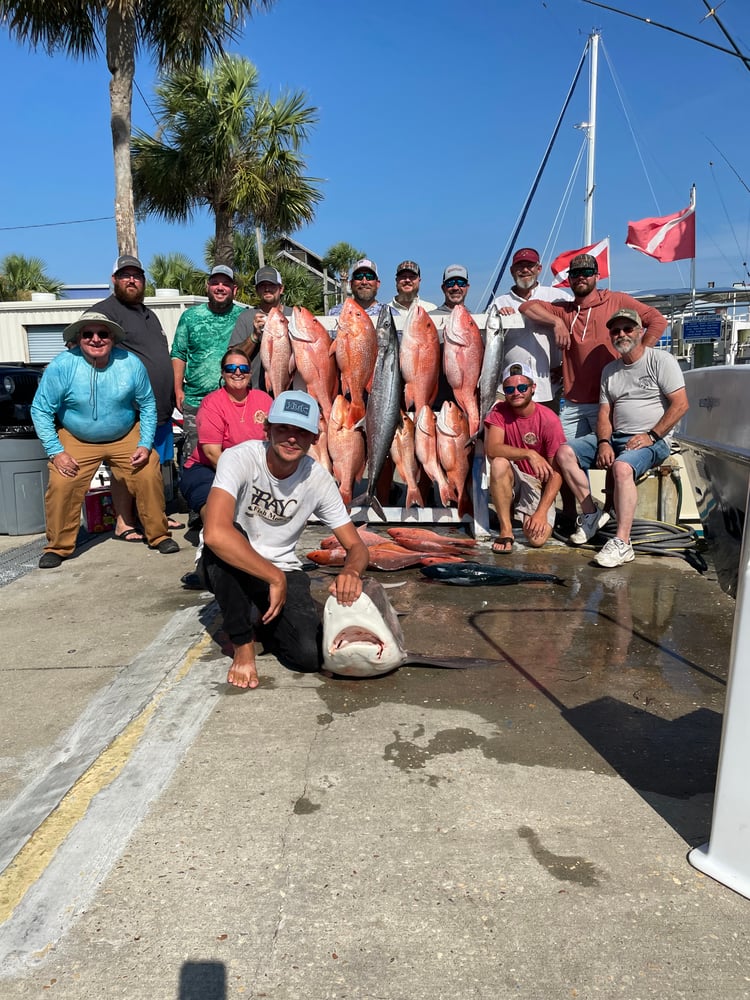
left=322, top=577, right=501, bottom=678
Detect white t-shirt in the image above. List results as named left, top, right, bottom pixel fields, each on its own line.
left=600, top=348, right=685, bottom=439
left=492, top=284, right=573, bottom=401
left=212, top=440, right=350, bottom=570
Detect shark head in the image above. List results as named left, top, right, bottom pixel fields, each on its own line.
left=322, top=578, right=407, bottom=678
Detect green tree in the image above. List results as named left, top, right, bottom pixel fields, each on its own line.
left=147, top=252, right=206, bottom=296
left=132, top=54, right=322, bottom=269
left=0, top=0, right=274, bottom=255
left=321, top=241, right=365, bottom=302
left=0, top=254, right=63, bottom=301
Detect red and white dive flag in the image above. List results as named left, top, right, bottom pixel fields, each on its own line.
left=551, top=238, right=610, bottom=287
left=626, top=195, right=696, bottom=263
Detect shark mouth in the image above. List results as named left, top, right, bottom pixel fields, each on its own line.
left=330, top=627, right=387, bottom=661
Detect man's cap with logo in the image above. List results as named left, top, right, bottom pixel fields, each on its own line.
left=443, top=264, right=469, bottom=283
left=350, top=258, right=379, bottom=279
left=396, top=260, right=420, bottom=276
left=209, top=264, right=235, bottom=281
left=63, top=310, right=126, bottom=344
left=267, top=390, right=320, bottom=435
left=113, top=254, right=144, bottom=275
left=502, top=362, right=536, bottom=383
left=570, top=253, right=598, bottom=272
left=254, top=265, right=282, bottom=286
left=606, top=308, right=642, bottom=330
left=512, top=248, right=540, bottom=266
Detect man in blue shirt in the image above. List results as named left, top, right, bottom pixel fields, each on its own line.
left=31, top=311, right=178, bottom=569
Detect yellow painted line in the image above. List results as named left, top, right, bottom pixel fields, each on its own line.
left=0, top=633, right=213, bottom=925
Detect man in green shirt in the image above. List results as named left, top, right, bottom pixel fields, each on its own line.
left=171, top=265, right=244, bottom=457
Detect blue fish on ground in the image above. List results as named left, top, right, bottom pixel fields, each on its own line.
left=420, top=562, right=566, bottom=587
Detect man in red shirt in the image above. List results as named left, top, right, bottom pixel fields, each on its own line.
left=484, top=363, right=565, bottom=554
left=518, top=253, right=667, bottom=440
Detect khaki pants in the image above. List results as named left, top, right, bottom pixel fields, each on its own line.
left=44, top=424, right=170, bottom=556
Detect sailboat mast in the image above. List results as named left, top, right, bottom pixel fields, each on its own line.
left=583, top=30, right=600, bottom=245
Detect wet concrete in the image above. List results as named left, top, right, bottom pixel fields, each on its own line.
left=0, top=524, right=745, bottom=998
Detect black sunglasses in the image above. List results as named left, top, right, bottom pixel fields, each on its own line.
left=352, top=271, right=377, bottom=282
left=223, top=363, right=250, bottom=374
left=503, top=383, right=531, bottom=394
left=444, top=278, right=468, bottom=288
left=569, top=267, right=597, bottom=278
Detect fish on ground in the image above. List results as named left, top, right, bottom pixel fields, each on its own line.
left=320, top=525, right=388, bottom=548
left=436, top=400, right=473, bottom=518
left=327, top=395, right=366, bottom=507
left=308, top=541, right=468, bottom=572
left=289, top=305, right=338, bottom=422
left=414, top=404, right=453, bottom=507
left=420, top=562, right=566, bottom=586
left=389, top=411, right=424, bottom=509
left=333, top=298, right=378, bottom=426
left=259, top=306, right=295, bottom=398
left=322, top=577, right=502, bottom=678
left=387, top=526, right=477, bottom=548
left=443, top=303, right=484, bottom=438
left=400, top=302, right=440, bottom=414
left=478, top=303, right=505, bottom=429
left=352, top=304, right=403, bottom=521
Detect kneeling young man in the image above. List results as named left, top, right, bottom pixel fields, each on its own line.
left=202, top=390, right=369, bottom=689
left=555, top=309, right=688, bottom=567
left=484, top=363, right=565, bottom=553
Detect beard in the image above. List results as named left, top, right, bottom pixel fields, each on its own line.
left=614, top=335, right=638, bottom=354
left=515, top=275, right=536, bottom=291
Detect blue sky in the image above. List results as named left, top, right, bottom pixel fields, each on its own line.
left=1, top=0, right=749, bottom=308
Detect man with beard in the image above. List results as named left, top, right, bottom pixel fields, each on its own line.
left=517, top=253, right=666, bottom=436
left=229, top=266, right=293, bottom=389
left=493, top=248, right=572, bottom=408
left=484, top=363, right=565, bottom=554
left=555, top=309, right=688, bottom=566
left=387, top=259, right=437, bottom=315
left=328, top=258, right=382, bottom=318
left=94, top=254, right=178, bottom=541
left=171, top=265, right=244, bottom=457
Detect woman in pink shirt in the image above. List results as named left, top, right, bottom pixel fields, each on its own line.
left=179, top=348, right=272, bottom=518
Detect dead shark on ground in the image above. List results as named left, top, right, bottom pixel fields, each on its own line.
left=322, top=577, right=502, bottom=678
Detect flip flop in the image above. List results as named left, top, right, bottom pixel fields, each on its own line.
left=491, top=536, right=514, bottom=555
left=168, top=518, right=185, bottom=530
left=114, top=527, right=144, bottom=543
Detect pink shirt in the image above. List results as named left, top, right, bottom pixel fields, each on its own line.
left=484, top=401, right=566, bottom=478
left=184, top=387, right=272, bottom=468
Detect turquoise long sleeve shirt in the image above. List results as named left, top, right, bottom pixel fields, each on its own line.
left=31, top=347, right=157, bottom=457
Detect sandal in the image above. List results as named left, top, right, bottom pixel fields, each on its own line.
left=491, top=536, right=514, bottom=555
left=114, top=527, right=144, bottom=543
left=168, top=518, right=185, bottom=530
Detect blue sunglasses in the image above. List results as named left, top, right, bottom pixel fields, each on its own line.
left=223, top=363, right=250, bottom=374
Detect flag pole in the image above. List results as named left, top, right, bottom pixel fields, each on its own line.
left=690, top=184, right=697, bottom=315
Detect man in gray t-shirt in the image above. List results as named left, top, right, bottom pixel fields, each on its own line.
left=555, top=308, right=688, bottom=568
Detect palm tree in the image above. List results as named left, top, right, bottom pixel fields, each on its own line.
left=147, top=252, right=206, bottom=296
left=132, top=54, right=322, bottom=268
left=0, top=0, right=274, bottom=255
left=321, top=242, right=365, bottom=302
left=0, top=254, right=63, bottom=301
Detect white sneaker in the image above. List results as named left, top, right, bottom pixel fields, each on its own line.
left=569, top=507, right=610, bottom=545
left=595, top=537, right=635, bottom=567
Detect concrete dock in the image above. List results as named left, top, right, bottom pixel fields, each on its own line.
left=0, top=522, right=747, bottom=999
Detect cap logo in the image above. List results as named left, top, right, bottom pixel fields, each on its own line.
left=283, top=398, right=311, bottom=418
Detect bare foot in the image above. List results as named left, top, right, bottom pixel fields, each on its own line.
left=227, top=641, right=259, bottom=689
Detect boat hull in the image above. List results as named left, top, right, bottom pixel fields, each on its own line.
left=676, top=365, right=750, bottom=597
